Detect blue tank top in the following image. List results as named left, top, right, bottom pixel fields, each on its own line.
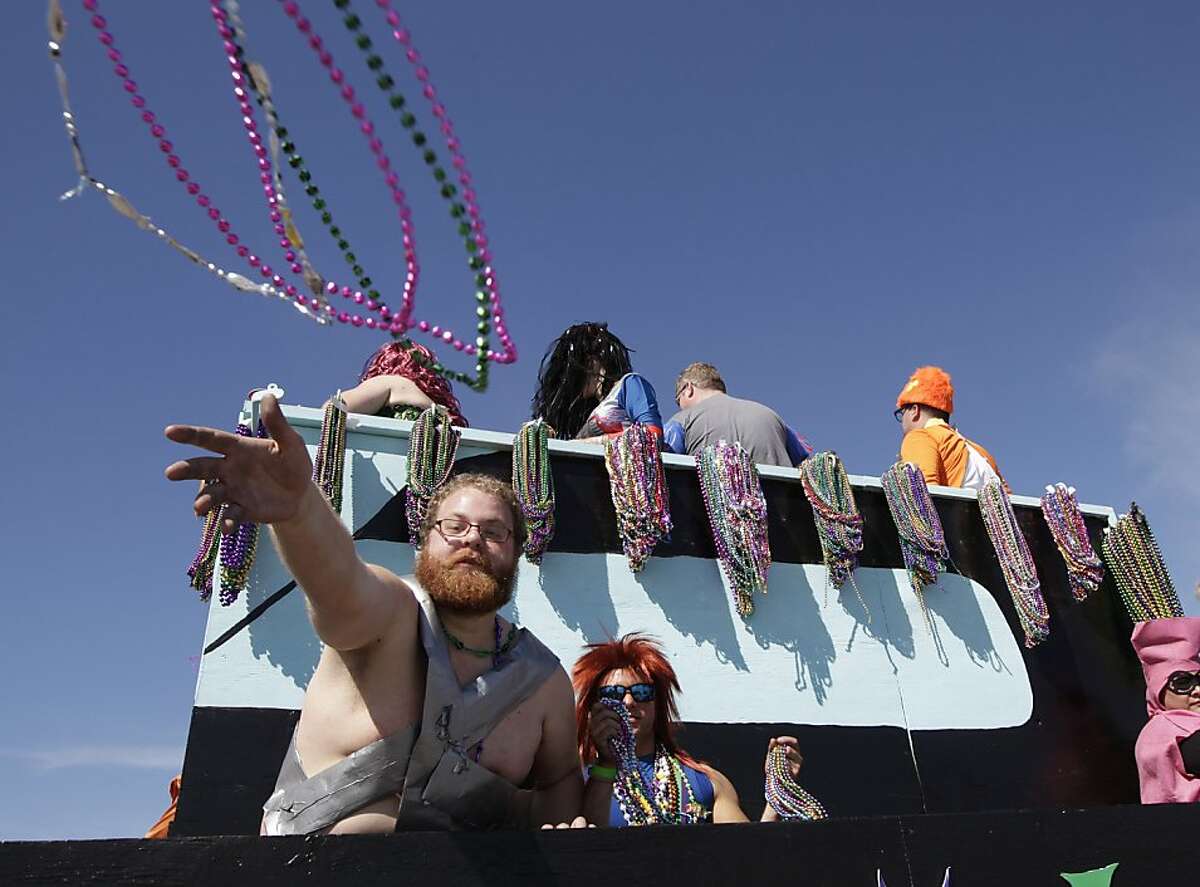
left=607, top=754, right=715, bottom=827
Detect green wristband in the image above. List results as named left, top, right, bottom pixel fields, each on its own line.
left=588, top=764, right=617, bottom=781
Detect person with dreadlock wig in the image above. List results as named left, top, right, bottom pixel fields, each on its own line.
left=574, top=633, right=803, bottom=826
left=531, top=322, right=662, bottom=442
left=335, top=340, right=469, bottom=426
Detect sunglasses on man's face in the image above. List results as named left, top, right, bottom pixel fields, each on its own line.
left=597, top=683, right=656, bottom=703
left=1166, top=671, right=1200, bottom=696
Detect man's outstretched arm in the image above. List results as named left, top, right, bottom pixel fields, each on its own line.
left=165, top=394, right=411, bottom=651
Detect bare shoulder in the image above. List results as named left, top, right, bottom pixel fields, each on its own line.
left=533, top=662, right=575, bottom=709
left=698, top=763, right=738, bottom=798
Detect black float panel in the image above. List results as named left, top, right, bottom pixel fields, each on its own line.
left=5, top=805, right=1197, bottom=886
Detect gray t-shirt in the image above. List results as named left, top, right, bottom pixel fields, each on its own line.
left=666, top=393, right=799, bottom=467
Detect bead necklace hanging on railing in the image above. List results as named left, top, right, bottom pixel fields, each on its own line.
left=312, top=396, right=348, bottom=514
left=186, top=421, right=267, bottom=605
left=1102, top=503, right=1182, bottom=621
left=1040, top=483, right=1104, bottom=602
left=696, top=442, right=771, bottom=618
left=978, top=478, right=1049, bottom=648
left=881, top=461, right=948, bottom=629
left=604, top=425, right=673, bottom=573
left=405, top=405, right=461, bottom=544
left=600, top=698, right=704, bottom=826
left=512, top=420, right=555, bottom=564
left=764, top=745, right=828, bottom=821
left=799, top=452, right=868, bottom=617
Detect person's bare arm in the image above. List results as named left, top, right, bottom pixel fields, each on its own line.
left=706, top=767, right=750, bottom=823
left=580, top=702, right=621, bottom=826
left=526, top=669, right=585, bottom=827
left=165, top=395, right=411, bottom=651
left=272, top=484, right=412, bottom=650
left=337, top=376, right=434, bottom=416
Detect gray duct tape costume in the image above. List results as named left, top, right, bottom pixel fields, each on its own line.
left=261, top=581, right=559, bottom=835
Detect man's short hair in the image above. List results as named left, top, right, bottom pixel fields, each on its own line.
left=418, top=473, right=528, bottom=552
left=676, top=362, right=726, bottom=394
left=917, top=404, right=950, bottom=422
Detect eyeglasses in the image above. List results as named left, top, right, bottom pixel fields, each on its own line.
left=1165, top=671, right=1200, bottom=696
left=674, top=382, right=692, bottom=406
left=597, top=683, right=656, bottom=703
left=434, top=518, right=513, bottom=544
left=894, top=404, right=915, bottom=423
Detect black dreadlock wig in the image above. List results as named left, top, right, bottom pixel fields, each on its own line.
left=531, top=322, right=634, bottom=439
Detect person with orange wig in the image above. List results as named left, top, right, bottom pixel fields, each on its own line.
left=573, top=633, right=803, bottom=826
left=336, top=340, right=468, bottom=426
left=893, top=366, right=1003, bottom=491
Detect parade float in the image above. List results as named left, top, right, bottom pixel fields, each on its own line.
left=5, top=2, right=1197, bottom=884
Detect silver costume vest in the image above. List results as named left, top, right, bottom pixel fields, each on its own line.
left=261, top=581, right=559, bottom=835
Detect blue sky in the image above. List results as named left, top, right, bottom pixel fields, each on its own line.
left=2, top=1, right=1197, bottom=840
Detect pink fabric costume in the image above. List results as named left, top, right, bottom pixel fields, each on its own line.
left=1131, top=617, right=1200, bottom=804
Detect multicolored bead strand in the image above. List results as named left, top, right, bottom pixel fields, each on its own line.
left=512, top=420, right=555, bottom=564
left=881, top=461, right=948, bottom=627
left=764, top=745, right=828, bottom=821
left=604, top=425, right=673, bottom=573
left=600, top=699, right=704, bottom=827
left=405, top=405, right=461, bottom=544
left=187, top=506, right=222, bottom=602
left=186, top=421, right=266, bottom=605
left=978, top=478, right=1049, bottom=648
left=222, top=2, right=325, bottom=300
left=83, top=1, right=339, bottom=318
left=697, top=442, right=771, bottom=618
left=56, top=0, right=516, bottom=389
left=799, top=452, right=868, bottom=616
left=1040, top=483, right=1104, bottom=602
left=312, top=398, right=348, bottom=514
left=1102, top=504, right=1182, bottom=621
left=46, top=0, right=327, bottom=323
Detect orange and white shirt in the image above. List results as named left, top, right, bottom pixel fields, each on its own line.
left=900, top=419, right=1003, bottom=491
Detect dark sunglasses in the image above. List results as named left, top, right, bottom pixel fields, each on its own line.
left=597, top=683, right=656, bottom=703
left=1166, top=671, right=1200, bottom=696
left=893, top=404, right=915, bottom=423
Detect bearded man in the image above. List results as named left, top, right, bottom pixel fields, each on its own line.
left=164, top=396, right=583, bottom=834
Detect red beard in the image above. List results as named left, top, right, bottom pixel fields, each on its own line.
left=415, top=547, right=516, bottom=614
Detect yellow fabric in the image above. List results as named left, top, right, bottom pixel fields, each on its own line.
left=900, top=420, right=1001, bottom=489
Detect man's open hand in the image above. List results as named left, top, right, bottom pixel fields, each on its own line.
left=164, top=394, right=314, bottom=533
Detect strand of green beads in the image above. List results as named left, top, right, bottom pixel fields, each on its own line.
left=1102, top=504, right=1180, bottom=620
left=405, top=406, right=461, bottom=543
left=331, top=0, right=491, bottom=387
left=512, top=420, right=555, bottom=563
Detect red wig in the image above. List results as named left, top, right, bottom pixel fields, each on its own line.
left=572, top=633, right=700, bottom=768
left=360, top=340, right=468, bottom=427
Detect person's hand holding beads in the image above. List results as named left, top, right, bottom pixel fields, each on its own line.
left=165, top=394, right=315, bottom=533
left=765, top=736, right=803, bottom=779
left=587, top=701, right=623, bottom=766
